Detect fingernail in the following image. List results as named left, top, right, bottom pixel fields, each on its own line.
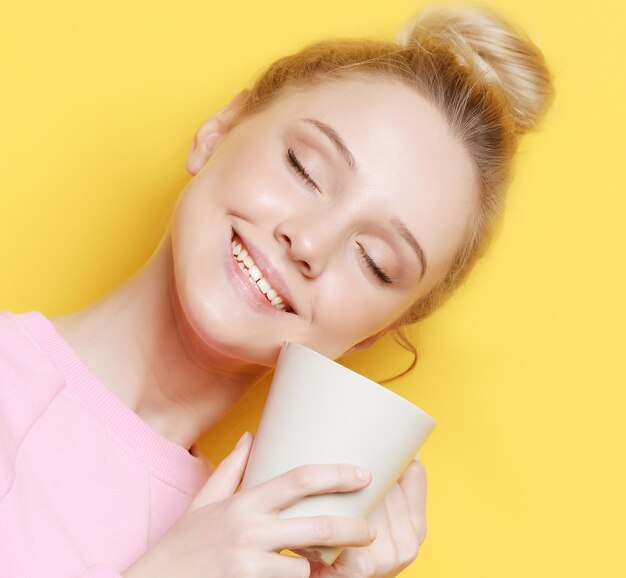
left=369, top=526, right=377, bottom=541
left=236, top=431, right=249, bottom=448
left=356, top=467, right=370, bottom=481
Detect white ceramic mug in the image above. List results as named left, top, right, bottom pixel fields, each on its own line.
left=240, top=341, right=436, bottom=566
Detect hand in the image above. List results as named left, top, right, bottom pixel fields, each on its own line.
left=122, top=432, right=378, bottom=578
left=306, top=459, right=428, bottom=578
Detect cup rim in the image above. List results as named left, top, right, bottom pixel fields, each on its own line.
left=280, top=341, right=436, bottom=427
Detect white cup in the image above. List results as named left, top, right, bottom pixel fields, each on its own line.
left=240, top=341, right=436, bottom=566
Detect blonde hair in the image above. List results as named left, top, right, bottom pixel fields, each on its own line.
left=230, top=2, right=556, bottom=383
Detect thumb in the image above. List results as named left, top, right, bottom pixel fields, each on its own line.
left=188, top=432, right=254, bottom=511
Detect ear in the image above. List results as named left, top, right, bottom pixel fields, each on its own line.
left=186, top=89, right=250, bottom=176
left=345, top=327, right=391, bottom=355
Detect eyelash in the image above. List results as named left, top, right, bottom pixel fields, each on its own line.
left=357, top=243, right=393, bottom=285
left=286, top=147, right=319, bottom=190
left=286, top=147, right=394, bottom=286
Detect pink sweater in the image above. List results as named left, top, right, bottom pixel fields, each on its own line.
left=0, top=310, right=214, bottom=577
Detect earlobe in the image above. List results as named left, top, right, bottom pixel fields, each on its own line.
left=185, top=89, right=250, bottom=176
left=348, top=328, right=391, bottom=354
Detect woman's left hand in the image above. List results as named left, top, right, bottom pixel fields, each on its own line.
left=308, top=459, right=428, bottom=578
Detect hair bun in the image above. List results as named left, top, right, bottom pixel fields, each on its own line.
left=396, top=3, right=555, bottom=135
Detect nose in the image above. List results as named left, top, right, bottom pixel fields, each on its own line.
left=274, top=215, right=335, bottom=278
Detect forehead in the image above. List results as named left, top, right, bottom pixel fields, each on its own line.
left=258, top=77, right=474, bottom=178
left=246, top=77, right=478, bottom=279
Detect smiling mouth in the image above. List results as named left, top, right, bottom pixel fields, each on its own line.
left=230, top=231, right=295, bottom=313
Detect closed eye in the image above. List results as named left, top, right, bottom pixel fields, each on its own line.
left=286, top=148, right=321, bottom=192
left=357, top=242, right=394, bottom=285
left=286, top=147, right=394, bottom=287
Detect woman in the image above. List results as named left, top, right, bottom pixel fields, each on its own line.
left=0, top=3, right=555, bottom=577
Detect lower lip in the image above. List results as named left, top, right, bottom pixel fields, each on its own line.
left=225, top=228, right=293, bottom=316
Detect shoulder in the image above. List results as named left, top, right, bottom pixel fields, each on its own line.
left=0, top=310, right=65, bottom=392
left=0, top=310, right=67, bottom=449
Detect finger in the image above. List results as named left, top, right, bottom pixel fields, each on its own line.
left=260, top=515, right=374, bottom=552
left=366, top=494, right=396, bottom=562
left=333, top=493, right=396, bottom=577
left=189, top=432, right=253, bottom=510
left=245, top=464, right=371, bottom=514
left=397, top=460, right=427, bottom=543
left=384, top=482, right=421, bottom=569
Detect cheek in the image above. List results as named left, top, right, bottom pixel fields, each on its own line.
left=208, top=137, right=293, bottom=217
left=310, top=274, right=392, bottom=344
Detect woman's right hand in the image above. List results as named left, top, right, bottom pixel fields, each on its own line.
left=122, top=432, right=375, bottom=578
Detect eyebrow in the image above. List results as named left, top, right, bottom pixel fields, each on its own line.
left=390, top=217, right=428, bottom=281
left=302, top=117, right=428, bottom=281
left=302, top=118, right=358, bottom=174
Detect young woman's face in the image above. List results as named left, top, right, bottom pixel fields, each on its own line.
left=169, top=78, right=477, bottom=366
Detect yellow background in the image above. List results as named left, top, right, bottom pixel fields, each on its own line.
left=1, top=0, right=624, bottom=576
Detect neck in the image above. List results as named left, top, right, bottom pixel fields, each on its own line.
left=50, top=232, right=272, bottom=451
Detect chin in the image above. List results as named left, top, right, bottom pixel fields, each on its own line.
left=168, top=209, right=292, bottom=370
left=176, top=283, right=284, bottom=370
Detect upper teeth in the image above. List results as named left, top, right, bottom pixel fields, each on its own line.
left=231, top=236, right=292, bottom=312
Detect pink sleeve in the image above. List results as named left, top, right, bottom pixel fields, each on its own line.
left=0, top=310, right=208, bottom=577
left=77, top=566, right=124, bottom=578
